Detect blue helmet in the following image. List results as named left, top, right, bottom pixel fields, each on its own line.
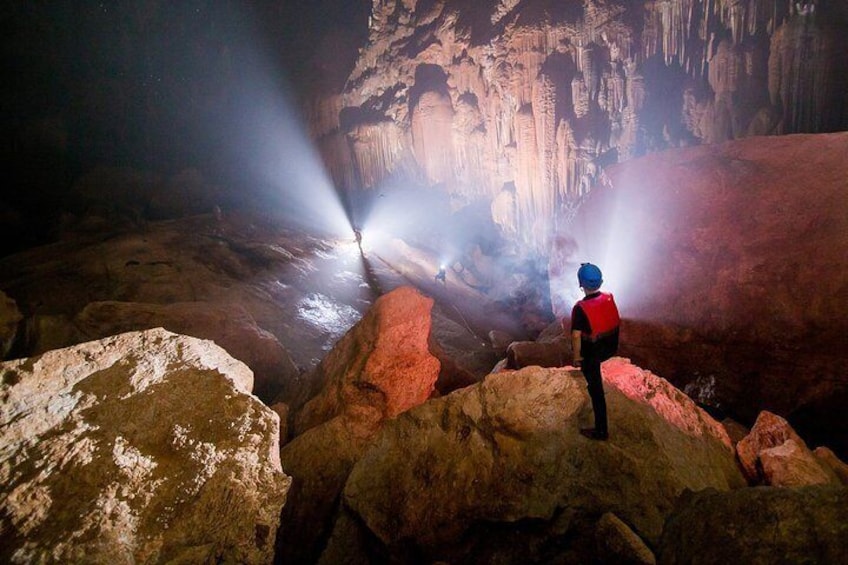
left=577, top=262, right=603, bottom=289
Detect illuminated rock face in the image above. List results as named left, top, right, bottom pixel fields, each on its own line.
left=278, top=286, right=441, bottom=563
left=562, top=132, right=848, bottom=456
left=0, top=328, right=291, bottom=564
left=312, top=0, right=848, bottom=249
left=293, top=285, right=441, bottom=435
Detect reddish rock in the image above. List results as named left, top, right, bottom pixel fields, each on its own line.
left=737, top=411, right=838, bottom=486
left=294, top=286, right=441, bottom=435
left=737, top=411, right=805, bottom=481
left=602, top=357, right=733, bottom=450
left=278, top=287, right=443, bottom=563
left=564, top=133, right=848, bottom=457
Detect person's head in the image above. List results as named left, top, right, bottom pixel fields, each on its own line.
left=577, top=262, right=603, bottom=292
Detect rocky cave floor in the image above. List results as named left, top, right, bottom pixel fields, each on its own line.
left=1, top=208, right=847, bottom=564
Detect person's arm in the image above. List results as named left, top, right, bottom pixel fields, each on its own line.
left=571, top=330, right=582, bottom=367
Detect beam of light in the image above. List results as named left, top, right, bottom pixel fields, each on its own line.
left=221, top=7, right=350, bottom=239
left=550, top=177, right=643, bottom=316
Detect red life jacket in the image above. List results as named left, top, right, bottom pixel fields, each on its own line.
left=579, top=292, right=620, bottom=340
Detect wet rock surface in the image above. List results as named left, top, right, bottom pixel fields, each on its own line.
left=0, top=210, right=514, bottom=409
left=0, top=328, right=290, bottom=564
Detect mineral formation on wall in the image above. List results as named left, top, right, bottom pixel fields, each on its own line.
left=311, top=0, right=848, bottom=249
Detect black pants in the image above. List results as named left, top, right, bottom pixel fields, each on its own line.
left=582, top=356, right=607, bottom=434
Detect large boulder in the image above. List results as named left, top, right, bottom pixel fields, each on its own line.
left=659, top=486, right=848, bottom=564
left=327, top=361, right=745, bottom=562
left=737, top=410, right=840, bottom=486
left=294, top=286, right=440, bottom=435
left=278, top=286, right=443, bottom=562
left=0, top=328, right=291, bottom=564
left=563, top=133, right=848, bottom=457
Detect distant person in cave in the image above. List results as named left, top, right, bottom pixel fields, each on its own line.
left=568, top=262, right=621, bottom=441
left=435, top=265, right=447, bottom=284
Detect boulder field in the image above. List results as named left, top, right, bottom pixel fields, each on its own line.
left=1, top=288, right=846, bottom=563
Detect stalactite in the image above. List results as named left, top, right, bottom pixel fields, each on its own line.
left=349, top=122, right=405, bottom=189
left=315, top=0, right=846, bottom=252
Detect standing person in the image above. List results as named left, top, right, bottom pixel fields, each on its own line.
left=568, top=262, right=621, bottom=440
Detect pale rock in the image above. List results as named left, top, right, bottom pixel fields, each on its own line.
left=759, top=439, right=840, bottom=487
left=0, top=328, right=290, bottom=564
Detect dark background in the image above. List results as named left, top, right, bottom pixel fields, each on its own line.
left=1, top=1, right=370, bottom=255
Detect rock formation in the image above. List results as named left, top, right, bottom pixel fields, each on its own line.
left=293, top=285, right=441, bottom=434
left=321, top=361, right=745, bottom=562
left=311, top=0, right=848, bottom=250
left=0, top=328, right=291, bottom=564
left=737, top=411, right=841, bottom=486
left=562, top=132, right=848, bottom=457
left=659, top=485, right=848, bottom=563
left=278, top=286, right=442, bottom=563
left=75, top=300, right=299, bottom=405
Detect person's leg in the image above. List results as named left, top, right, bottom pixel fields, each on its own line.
left=582, top=357, right=608, bottom=437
